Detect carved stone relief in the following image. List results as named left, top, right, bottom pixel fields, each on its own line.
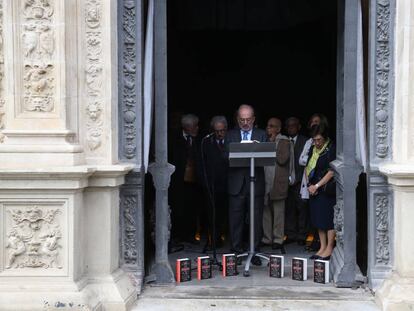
left=120, top=0, right=137, bottom=159
left=375, top=194, right=390, bottom=264
left=85, top=0, right=103, bottom=151
left=5, top=205, right=63, bottom=269
left=0, top=1, right=5, bottom=143
left=374, top=0, right=391, bottom=158
left=333, top=197, right=344, bottom=248
left=122, top=195, right=138, bottom=265
left=21, top=0, right=56, bottom=114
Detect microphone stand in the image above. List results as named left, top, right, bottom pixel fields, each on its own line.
left=200, top=134, right=221, bottom=267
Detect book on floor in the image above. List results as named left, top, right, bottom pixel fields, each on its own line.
left=269, top=255, right=284, bottom=278
left=292, top=257, right=307, bottom=281
left=314, top=259, right=330, bottom=284
left=222, top=253, right=237, bottom=276
left=197, top=256, right=212, bottom=280
left=176, top=258, right=191, bottom=283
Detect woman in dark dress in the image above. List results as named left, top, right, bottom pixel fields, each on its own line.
left=305, top=125, right=336, bottom=260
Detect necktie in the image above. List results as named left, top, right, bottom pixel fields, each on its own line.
left=186, top=135, right=192, bottom=146
left=218, top=139, right=224, bottom=150
left=242, top=131, right=249, bottom=141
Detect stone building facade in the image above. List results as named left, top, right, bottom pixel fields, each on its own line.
left=0, top=0, right=412, bottom=310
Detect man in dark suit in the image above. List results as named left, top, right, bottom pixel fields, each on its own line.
left=202, top=116, right=229, bottom=247
left=284, top=117, right=308, bottom=245
left=226, top=105, right=267, bottom=265
left=169, top=114, right=203, bottom=245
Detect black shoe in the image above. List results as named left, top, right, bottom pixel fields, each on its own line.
left=272, top=242, right=283, bottom=250
left=320, top=255, right=331, bottom=261
left=309, top=254, right=321, bottom=260
left=251, top=256, right=262, bottom=266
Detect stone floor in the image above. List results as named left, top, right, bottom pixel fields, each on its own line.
left=132, top=242, right=380, bottom=310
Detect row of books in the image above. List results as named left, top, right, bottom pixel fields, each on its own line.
left=176, top=254, right=330, bottom=284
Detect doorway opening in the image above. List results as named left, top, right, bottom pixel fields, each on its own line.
left=145, top=0, right=368, bottom=286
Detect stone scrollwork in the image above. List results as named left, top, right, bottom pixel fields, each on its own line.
left=375, top=195, right=390, bottom=264
left=374, top=0, right=392, bottom=158
left=85, top=0, right=103, bottom=151
left=333, top=198, right=344, bottom=248
left=120, top=0, right=137, bottom=160
left=122, top=195, right=138, bottom=265
left=21, top=0, right=56, bottom=113
left=5, top=205, right=63, bottom=269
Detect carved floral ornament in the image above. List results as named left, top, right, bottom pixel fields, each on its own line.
left=375, top=195, right=390, bottom=265
left=85, top=0, right=104, bottom=151
left=121, top=0, right=138, bottom=159
left=122, top=195, right=138, bottom=265
left=375, top=0, right=391, bottom=158
left=5, top=205, right=63, bottom=269
left=21, top=0, right=56, bottom=114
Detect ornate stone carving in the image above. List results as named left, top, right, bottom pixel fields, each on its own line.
left=375, top=195, right=390, bottom=264
left=333, top=198, right=344, bottom=248
left=120, top=0, right=137, bottom=159
left=122, top=195, right=138, bottom=265
left=374, top=0, right=391, bottom=158
left=23, top=64, right=54, bottom=112
left=5, top=206, right=63, bottom=269
left=0, top=1, right=5, bottom=143
left=21, top=0, right=56, bottom=113
left=85, top=0, right=103, bottom=151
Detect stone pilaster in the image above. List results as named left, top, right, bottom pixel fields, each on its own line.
left=0, top=0, right=83, bottom=168
left=376, top=0, right=414, bottom=309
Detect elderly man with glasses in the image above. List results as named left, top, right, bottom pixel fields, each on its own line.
left=225, top=105, right=267, bottom=266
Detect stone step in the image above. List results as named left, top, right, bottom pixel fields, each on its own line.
left=131, top=285, right=380, bottom=311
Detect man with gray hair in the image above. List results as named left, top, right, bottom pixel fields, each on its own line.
left=169, top=113, right=202, bottom=245
left=225, top=105, right=267, bottom=266
left=202, top=115, right=229, bottom=247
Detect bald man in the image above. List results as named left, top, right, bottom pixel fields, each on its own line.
left=225, top=105, right=267, bottom=266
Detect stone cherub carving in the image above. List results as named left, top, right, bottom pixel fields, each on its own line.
left=5, top=229, right=26, bottom=269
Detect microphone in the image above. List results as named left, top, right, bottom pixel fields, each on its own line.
left=203, top=132, right=214, bottom=139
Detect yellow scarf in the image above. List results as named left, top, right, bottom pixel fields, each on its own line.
left=305, top=139, right=330, bottom=178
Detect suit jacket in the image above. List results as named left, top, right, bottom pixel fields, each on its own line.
left=269, top=136, right=291, bottom=200
left=203, top=136, right=228, bottom=193
left=169, top=131, right=203, bottom=189
left=225, top=128, right=267, bottom=196
left=292, top=134, right=307, bottom=186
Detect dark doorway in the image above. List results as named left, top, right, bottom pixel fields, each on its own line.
left=167, top=0, right=337, bottom=134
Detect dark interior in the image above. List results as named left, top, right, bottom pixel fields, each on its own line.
left=143, top=0, right=369, bottom=278
left=167, top=0, right=337, bottom=135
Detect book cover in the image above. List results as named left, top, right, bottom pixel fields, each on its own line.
left=292, top=257, right=307, bottom=281
left=314, top=259, right=330, bottom=284
left=176, top=258, right=191, bottom=283
left=222, top=254, right=237, bottom=277
left=269, top=255, right=284, bottom=278
left=197, top=256, right=212, bottom=280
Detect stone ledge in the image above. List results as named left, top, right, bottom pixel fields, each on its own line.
left=0, top=164, right=134, bottom=189
left=379, top=163, right=414, bottom=187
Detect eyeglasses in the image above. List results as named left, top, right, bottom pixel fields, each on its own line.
left=214, top=129, right=226, bottom=133
left=238, top=118, right=253, bottom=123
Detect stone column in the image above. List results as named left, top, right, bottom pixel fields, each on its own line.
left=0, top=0, right=136, bottom=309
left=376, top=0, right=414, bottom=309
